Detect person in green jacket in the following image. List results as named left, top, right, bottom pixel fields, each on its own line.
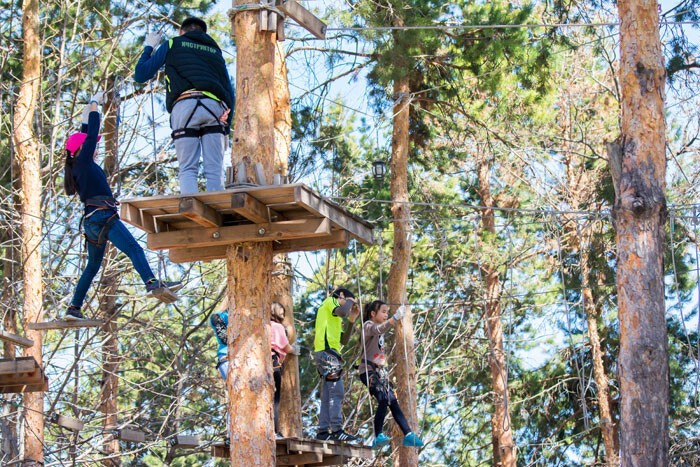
left=314, top=288, right=360, bottom=443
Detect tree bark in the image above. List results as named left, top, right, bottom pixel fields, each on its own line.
left=99, top=88, right=122, bottom=466
left=477, top=156, right=516, bottom=467
left=228, top=3, right=277, bottom=463
left=270, top=42, right=301, bottom=438
left=580, top=237, right=618, bottom=466
left=12, top=0, right=44, bottom=462
left=226, top=243, right=275, bottom=464
left=615, top=0, right=668, bottom=464
left=387, top=76, right=419, bottom=467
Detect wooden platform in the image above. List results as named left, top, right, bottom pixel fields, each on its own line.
left=212, top=437, right=373, bottom=465
left=120, top=184, right=374, bottom=263
left=27, top=320, right=105, bottom=331
left=0, top=357, right=48, bottom=393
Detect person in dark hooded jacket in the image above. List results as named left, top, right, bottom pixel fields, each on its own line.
left=134, top=17, right=234, bottom=194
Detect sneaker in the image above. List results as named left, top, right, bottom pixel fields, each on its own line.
left=275, top=432, right=284, bottom=439
left=316, top=429, right=331, bottom=440
left=224, top=437, right=230, bottom=448
left=402, top=432, right=424, bottom=447
left=210, top=313, right=228, bottom=345
left=64, top=306, right=84, bottom=321
left=146, top=279, right=183, bottom=293
left=329, top=429, right=360, bottom=443
left=372, top=433, right=390, bottom=449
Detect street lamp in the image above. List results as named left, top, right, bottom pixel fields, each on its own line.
left=372, top=160, right=387, bottom=181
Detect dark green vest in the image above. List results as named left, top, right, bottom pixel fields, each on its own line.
left=164, top=31, right=234, bottom=125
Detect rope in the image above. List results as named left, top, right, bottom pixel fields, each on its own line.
left=351, top=240, right=375, bottom=430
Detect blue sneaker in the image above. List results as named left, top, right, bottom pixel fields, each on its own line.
left=372, top=433, right=390, bottom=449
left=402, top=432, right=424, bottom=447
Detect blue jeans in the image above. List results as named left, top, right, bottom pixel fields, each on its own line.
left=170, top=97, right=226, bottom=194
left=71, top=209, right=155, bottom=308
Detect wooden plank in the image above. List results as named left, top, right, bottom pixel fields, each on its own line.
left=49, top=413, right=84, bottom=431
left=148, top=218, right=331, bottom=251
left=179, top=197, right=222, bottom=228
left=275, top=0, right=327, bottom=39
left=170, top=435, right=199, bottom=448
left=307, top=455, right=343, bottom=466
left=212, top=442, right=229, bottom=458
left=120, top=202, right=162, bottom=233
left=149, top=287, right=179, bottom=304
left=231, top=193, right=277, bottom=224
left=277, top=451, right=323, bottom=465
left=274, top=230, right=348, bottom=254
left=167, top=227, right=342, bottom=263
left=117, top=428, right=146, bottom=443
left=287, top=439, right=334, bottom=455
left=0, top=330, right=34, bottom=348
left=294, top=186, right=374, bottom=245
left=0, top=357, right=38, bottom=375
left=27, top=320, right=104, bottom=331
left=0, top=377, right=47, bottom=394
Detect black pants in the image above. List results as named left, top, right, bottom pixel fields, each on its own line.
left=273, top=354, right=282, bottom=432
left=359, top=371, right=411, bottom=436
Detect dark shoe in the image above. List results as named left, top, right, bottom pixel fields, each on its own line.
left=210, top=313, right=228, bottom=345
left=64, top=306, right=84, bottom=321
left=275, top=432, right=284, bottom=439
left=329, top=429, right=360, bottom=443
left=224, top=437, right=230, bottom=448
left=146, top=279, right=183, bottom=293
left=316, top=429, right=331, bottom=440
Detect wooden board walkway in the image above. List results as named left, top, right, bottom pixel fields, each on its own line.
left=212, top=437, right=373, bottom=465
left=0, top=357, right=48, bottom=394
left=120, top=184, right=374, bottom=263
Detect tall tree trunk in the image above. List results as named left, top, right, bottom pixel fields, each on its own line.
left=12, top=0, right=44, bottom=462
left=270, top=42, right=301, bottom=438
left=477, top=156, right=515, bottom=467
left=580, top=241, right=618, bottom=466
left=615, top=0, right=668, bottom=464
left=387, top=75, right=419, bottom=467
left=99, top=87, right=122, bottom=466
left=228, top=3, right=277, bottom=463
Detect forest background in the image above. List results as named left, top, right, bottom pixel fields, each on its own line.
left=1, top=0, right=699, bottom=465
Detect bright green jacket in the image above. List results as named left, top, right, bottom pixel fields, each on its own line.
left=314, top=296, right=343, bottom=352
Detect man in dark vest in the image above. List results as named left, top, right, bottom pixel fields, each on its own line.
left=134, top=17, right=234, bottom=194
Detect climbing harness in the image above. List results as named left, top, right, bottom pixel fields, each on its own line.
left=317, top=348, right=344, bottom=382
left=81, top=196, right=120, bottom=247
left=170, top=91, right=228, bottom=140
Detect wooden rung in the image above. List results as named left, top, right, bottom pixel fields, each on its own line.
left=149, top=287, right=179, bottom=304
left=231, top=193, right=279, bottom=224
left=27, top=320, right=105, bottom=331
left=0, top=330, right=34, bottom=348
left=170, top=435, right=199, bottom=449
left=49, top=413, right=84, bottom=431
left=275, top=0, right=327, bottom=39
left=179, top=197, right=222, bottom=228
left=117, top=428, right=146, bottom=443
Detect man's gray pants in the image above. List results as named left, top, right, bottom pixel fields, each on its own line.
left=315, top=351, right=345, bottom=432
left=170, top=97, right=226, bottom=194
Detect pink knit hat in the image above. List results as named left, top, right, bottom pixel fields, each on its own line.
left=65, top=132, right=101, bottom=156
